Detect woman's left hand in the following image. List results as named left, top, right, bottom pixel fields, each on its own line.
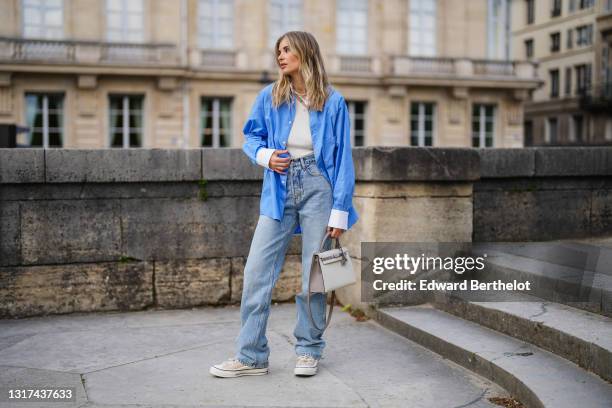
left=327, top=226, right=344, bottom=239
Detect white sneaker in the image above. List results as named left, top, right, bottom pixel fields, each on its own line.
left=209, top=357, right=269, bottom=378
left=294, top=354, right=319, bottom=376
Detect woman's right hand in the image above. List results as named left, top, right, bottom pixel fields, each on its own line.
left=269, top=149, right=291, bottom=174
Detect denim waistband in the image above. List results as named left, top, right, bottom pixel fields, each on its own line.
left=289, top=152, right=316, bottom=169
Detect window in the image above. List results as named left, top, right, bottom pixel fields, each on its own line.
left=565, top=66, right=572, bottom=96
left=526, top=0, right=535, bottom=24
left=550, top=32, right=561, bottom=53
left=107, top=0, right=144, bottom=43
left=269, top=0, right=302, bottom=48
left=524, top=120, right=533, bottom=146
left=605, top=0, right=612, bottom=12
left=201, top=97, right=232, bottom=147
left=575, top=63, right=592, bottom=93
left=199, top=0, right=234, bottom=49
left=604, top=44, right=611, bottom=85
left=487, top=0, right=510, bottom=59
left=570, top=115, right=583, bottom=142
left=545, top=117, right=558, bottom=144
left=550, top=69, right=560, bottom=98
left=472, top=104, right=495, bottom=147
left=605, top=119, right=612, bottom=141
left=579, top=0, right=594, bottom=9
left=22, top=0, right=64, bottom=39
left=567, top=28, right=573, bottom=49
left=525, top=39, right=534, bottom=59
left=347, top=101, right=366, bottom=147
left=410, top=102, right=435, bottom=147
left=336, top=0, right=368, bottom=55
left=409, top=0, right=436, bottom=56
left=551, top=0, right=562, bottom=17
left=576, top=25, right=593, bottom=46
left=23, top=93, right=64, bottom=148
left=109, top=95, right=144, bottom=148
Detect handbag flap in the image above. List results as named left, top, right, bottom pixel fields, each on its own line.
left=318, top=247, right=349, bottom=265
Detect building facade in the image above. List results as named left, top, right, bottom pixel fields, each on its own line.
left=512, top=0, right=612, bottom=146
left=0, top=0, right=538, bottom=150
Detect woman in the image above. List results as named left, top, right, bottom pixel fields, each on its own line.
left=210, top=31, right=358, bottom=378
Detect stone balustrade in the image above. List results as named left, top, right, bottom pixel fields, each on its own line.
left=0, top=37, right=180, bottom=66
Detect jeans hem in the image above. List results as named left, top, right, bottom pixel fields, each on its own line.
left=295, top=351, right=322, bottom=360
left=236, top=356, right=269, bottom=369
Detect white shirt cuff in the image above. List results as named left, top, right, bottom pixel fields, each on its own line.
left=328, top=209, right=348, bottom=230
left=255, top=148, right=276, bottom=169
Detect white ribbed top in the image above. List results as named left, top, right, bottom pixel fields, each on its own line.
left=286, top=96, right=314, bottom=158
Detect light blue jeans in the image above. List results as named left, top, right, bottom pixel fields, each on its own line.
left=235, top=152, right=332, bottom=368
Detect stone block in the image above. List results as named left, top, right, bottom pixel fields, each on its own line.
left=0, top=148, right=45, bottom=183
left=121, top=196, right=260, bottom=260
left=535, top=147, right=612, bottom=177
left=0, top=261, right=153, bottom=318
left=20, top=199, right=122, bottom=265
left=45, top=149, right=202, bottom=183
left=353, top=196, right=473, bottom=243
left=474, top=189, right=592, bottom=242
left=202, top=148, right=263, bottom=181
left=353, top=147, right=479, bottom=181
left=478, top=148, right=535, bottom=178
left=0, top=201, right=20, bottom=266
left=591, top=188, right=612, bottom=235
left=154, top=258, right=231, bottom=308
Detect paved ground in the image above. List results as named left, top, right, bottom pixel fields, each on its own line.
left=0, top=303, right=511, bottom=408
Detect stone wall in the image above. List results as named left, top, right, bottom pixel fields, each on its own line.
left=1, top=147, right=610, bottom=318
left=475, top=147, right=612, bottom=241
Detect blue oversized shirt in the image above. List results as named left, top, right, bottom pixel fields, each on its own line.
left=242, top=83, right=359, bottom=235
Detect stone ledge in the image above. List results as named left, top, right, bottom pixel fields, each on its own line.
left=353, top=147, right=480, bottom=181
left=2, top=147, right=610, bottom=184
left=202, top=148, right=263, bottom=180
left=0, top=147, right=480, bottom=183
left=44, top=149, right=202, bottom=183
left=478, top=148, right=535, bottom=178
left=534, top=147, right=612, bottom=177
left=0, top=148, right=45, bottom=183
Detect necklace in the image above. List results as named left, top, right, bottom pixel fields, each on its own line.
left=290, top=83, right=307, bottom=98
left=293, top=90, right=309, bottom=108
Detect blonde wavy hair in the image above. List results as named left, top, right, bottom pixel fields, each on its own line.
left=272, top=31, right=330, bottom=112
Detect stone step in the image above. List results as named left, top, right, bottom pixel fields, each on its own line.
left=376, top=305, right=612, bottom=408
left=475, top=241, right=610, bottom=274
left=471, top=244, right=612, bottom=316
left=432, top=292, right=612, bottom=382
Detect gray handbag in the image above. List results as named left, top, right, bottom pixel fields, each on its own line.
left=307, top=231, right=356, bottom=332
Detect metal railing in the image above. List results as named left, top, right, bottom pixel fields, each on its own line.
left=578, top=82, right=612, bottom=111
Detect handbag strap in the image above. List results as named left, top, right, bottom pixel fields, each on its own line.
left=306, top=231, right=343, bottom=332
left=307, top=287, right=335, bottom=332
left=319, top=231, right=341, bottom=251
